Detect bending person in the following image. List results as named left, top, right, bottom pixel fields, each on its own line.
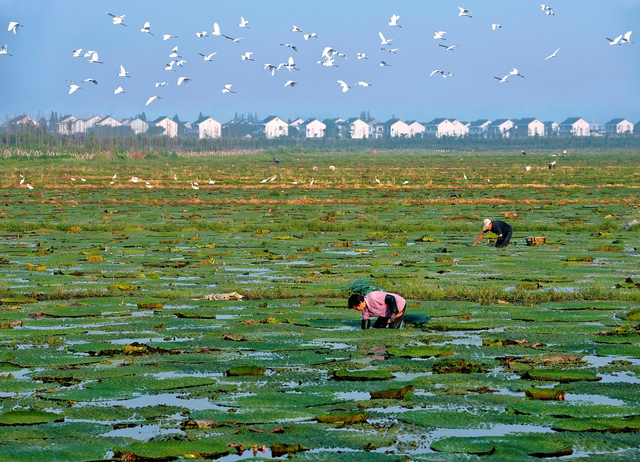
left=472, top=218, right=513, bottom=248
left=348, top=291, right=406, bottom=329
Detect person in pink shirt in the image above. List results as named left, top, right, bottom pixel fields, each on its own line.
left=348, top=291, right=406, bottom=329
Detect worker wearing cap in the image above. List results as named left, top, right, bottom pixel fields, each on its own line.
left=348, top=291, right=406, bottom=329
left=472, top=219, right=513, bottom=248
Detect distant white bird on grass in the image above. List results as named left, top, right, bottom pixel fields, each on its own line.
left=8, top=22, right=22, bottom=34
left=304, top=33, right=317, bottom=40
left=389, top=14, right=401, bottom=27
left=0, top=44, right=12, bottom=56
left=155, top=82, right=168, bottom=87
left=26, top=184, right=34, bottom=190
left=88, top=52, right=103, bottom=64
left=439, top=44, right=459, bottom=51
left=434, top=30, right=447, bottom=40
left=458, top=7, right=472, bottom=18
left=145, top=182, right=153, bottom=189
left=190, top=182, right=199, bottom=190
left=492, top=24, right=502, bottom=30
left=379, top=31, right=393, bottom=45
left=106, top=13, right=127, bottom=26
left=261, top=177, right=269, bottom=183
left=131, top=176, right=139, bottom=183
left=337, top=80, right=350, bottom=92
left=270, top=175, right=277, bottom=182
left=402, top=180, right=409, bottom=185
left=543, top=47, right=561, bottom=60
left=354, top=81, right=371, bottom=87
left=241, top=52, right=254, bottom=61
left=208, top=178, right=215, bottom=184
left=146, top=96, right=160, bottom=106
left=525, top=165, right=532, bottom=171
left=177, top=77, right=191, bottom=86
left=114, top=86, right=124, bottom=94
left=199, top=52, right=217, bottom=61
left=162, top=34, right=178, bottom=41
left=141, top=21, right=154, bottom=35
left=309, top=178, right=314, bottom=186
left=356, top=52, right=368, bottom=59
left=329, top=165, right=336, bottom=171
left=463, top=173, right=467, bottom=180
left=284, top=80, right=298, bottom=87
left=375, top=177, right=380, bottom=184
left=239, top=17, right=249, bottom=28
left=118, top=65, right=131, bottom=78
left=221, top=84, right=235, bottom=93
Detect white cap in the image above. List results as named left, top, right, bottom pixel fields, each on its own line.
left=483, top=219, right=492, bottom=231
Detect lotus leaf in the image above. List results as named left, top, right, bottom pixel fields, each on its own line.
left=387, top=346, right=453, bottom=358
left=525, top=388, right=565, bottom=400
left=521, top=369, right=602, bottom=383
left=431, top=434, right=573, bottom=457
left=114, top=439, right=231, bottom=460
left=432, top=358, right=487, bottom=374
left=370, top=385, right=415, bottom=400
left=0, top=410, right=64, bottom=426
left=317, top=412, right=369, bottom=424
left=331, top=369, right=395, bottom=381
left=226, top=365, right=266, bottom=376
left=552, top=415, right=640, bottom=433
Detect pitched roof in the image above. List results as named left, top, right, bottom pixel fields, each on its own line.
left=492, top=119, right=512, bottom=126
left=605, top=118, right=629, bottom=125
left=426, top=118, right=450, bottom=125
left=516, top=118, right=540, bottom=124
left=560, top=117, right=585, bottom=125
left=344, top=117, right=364, bottom=124
left=261, top=115, right=282, bottom=124
left=468, top=119, right=491, bottom=127
left=151, top=116, right=175, bottom=124
left=385, top=118, right=407, bottom=126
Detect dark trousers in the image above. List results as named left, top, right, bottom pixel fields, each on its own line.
left=372, top=311, right=405, bottom=329
left=495, top=227, right=513, bottom=247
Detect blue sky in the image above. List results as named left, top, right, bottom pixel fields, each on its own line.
left=1, top=0, right=638, bottom=124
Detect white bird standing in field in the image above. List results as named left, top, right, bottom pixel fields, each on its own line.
left=177, top=76, right=191, bottom=86
left=492, top=24, right=502, bottom=30
left=543, top=47, right=561, bottom=60
left=114, top=86, right=124, bottom=94
left=403, top=180, right=409, bottom=184
left=19, top=174, right=25, bottom=185
left=260, top=177, right=269, bottom=183
left=146, top=96, right=160, bottom=106
left=239, top=17, right=249, bottom=28
left=199, top=52, right=217, bottom=61
left=463, top=173, right=467, bottom=180
left=8, top=22, right=22, bottom=34
left=0, top=44, right=12, bottom=56
left=389, top=14, right=401, bottom=27
left=241, top=52, right=254, bottom=61
left=337, top=80, right=350, bottom=92
left=329, top=165, right=336, bottom=171
left=434, top=30, right=447, bottom=40
left=458, top=7, right=472, bottom=18
left=309, top=178, right=314, bottom=186
left=26, top=184, right=34, bottom=190
left=379, top=31, right=393, bottom=45
left=208, top=178, right=215, bottom=184
left=141, top=21, right=154, bottom=35
left=190, top=182, right=199, bottom=190
left=221, top=84, right=235, bottom=93
left=106, top=13, right=127, bottom=26
left=118, top=65, right=131, bottom=78
left=525, top=165, right=532, bottom=171
left=375, top=177, right=380, bottom=184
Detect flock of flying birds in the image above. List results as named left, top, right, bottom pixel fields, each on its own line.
left=2, top=6, right=634, bottom=106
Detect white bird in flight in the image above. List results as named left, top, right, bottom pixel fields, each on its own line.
left=176, top=59, right=187, bottom=67
left=82, top=78, right=98, bottom=85
left=621, top=31, right=633, bottom=44
left=354, top=81, right=372, bottom=87
left=164, top=61, right=176, bottom=71
left=458, top=7, right=472, bottom=18
left=543, top=47, right=561, bottom=60
left=106, top=13, right=127, bottom=26
left=241, top=52, right=254, bottom=61
left=541, top=4, right=555, bottom=15
left=212, top=23, right=221, bottom=36
left=439, top=44, right=459, bottom=51
left=509, top=68, right=525, bottom=78
left=337, top=80, right=350, bottom=92
left=88, top=52, right=103, bottom=64
left=162, top=34, right=178, bottom=41
left=199, top=52, right=217, bottom=61
left=146, top=96, right=160, bottom=106
left=221, top=84, right=235, bottom=93
left=264, top=63, right=278, bottom=75
left=292, top=25, right=303, bottom=33
left=239, top=17, right=249, bottom=28
left=169, top=46, right=181, bottom=59
left=434, top=30, right=447, bottom=40
left=67, top=81, right=83, bottom=94
left=281, top=43, right=298, bottom=52
left=282, top=56, right=299, bottom=72
left=379, top=31, right=393, bottom=45
left=304, top=33, right=318, bottom=40
left=379, top=60, right=391, bottom=67
left=8, top=22, right=22, bottom=34
left=492, top=24, right=502, bottom=30
left=141, top=21, right=154, bottom=35
left=284, top=80, right=298, bottom=87
left=389, top=14, right=401, bottom=27
left=177, top=77, right=191, bottom=86
left=357, top=52, right=368, bottom=59
left=118, top=65, right=131, bottom=78
left=72, top=48, right=83, bottom=57
left=114, top=86, right=124, bottom=94
left=494, top=75, right=509, bottom=83
left=196, top=31, right=209, bottom=38
left=430, top=69, right=453, bottom=78
left=223, top=35, right=244, bottom=43
left=155, top=82, right=168, bottom=87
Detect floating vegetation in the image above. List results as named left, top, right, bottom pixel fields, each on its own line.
left=521, top=369, right=602, bottom=383
left=331, top=369, right=395, bottom=381
left=552, top=416, right=640, bottom=433
left=432, top=358, right=487, bottom=374
left=525, top=387, right=566, bottom=400
left=226, top=365, right=266, bottom=376
left=370, top=385, right=415, bottom=400
left=387, top=346, right=454, bottom=358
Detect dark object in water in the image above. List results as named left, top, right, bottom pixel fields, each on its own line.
left=403, top=313, right=431, bottom=327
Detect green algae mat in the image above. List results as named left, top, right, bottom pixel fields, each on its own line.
left=0, top=150, right=639, bottom=461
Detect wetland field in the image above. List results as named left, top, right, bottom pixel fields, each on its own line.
left=0, top=150, right=639, bottom=461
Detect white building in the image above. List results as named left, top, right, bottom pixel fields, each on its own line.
left=341, top=118, right=369, bottom=139
left=383, top=118, right=411, bottom=137
left=450, top=120, right=469, bottom=137
left=544, top=121, right=559, bottom=137
left=260, top=116, right=288, bottom=138
left=123, top=118, right=149, bottom=135
left=406, top=121, right=426, bottom=138
left=468, top=119, right=492, bottom=137
left=605, top=118, right=634, bottom=135
left=152, top=117, right=179, bottom=138
left=58, top=116, right=77, bottom=135
left=98, top=116, right=122, bottom=128
left=559, top=117, right=590, bottom=136
left=368, top=119, right=385, bottom=139
left=514, top=118, right=544, bottom=137
left=488, top=119, right=515, bottom=138
left=300, top=118, right=326, bottom=138
left=193, top=116, right=221, bottom=139
left=424, top=118, right=457, bottom=137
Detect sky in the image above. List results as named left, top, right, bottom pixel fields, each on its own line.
left=0, top=0, right=638, bottom=124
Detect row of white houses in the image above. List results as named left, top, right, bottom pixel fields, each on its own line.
left=7, top=114, right=635, bottom=139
